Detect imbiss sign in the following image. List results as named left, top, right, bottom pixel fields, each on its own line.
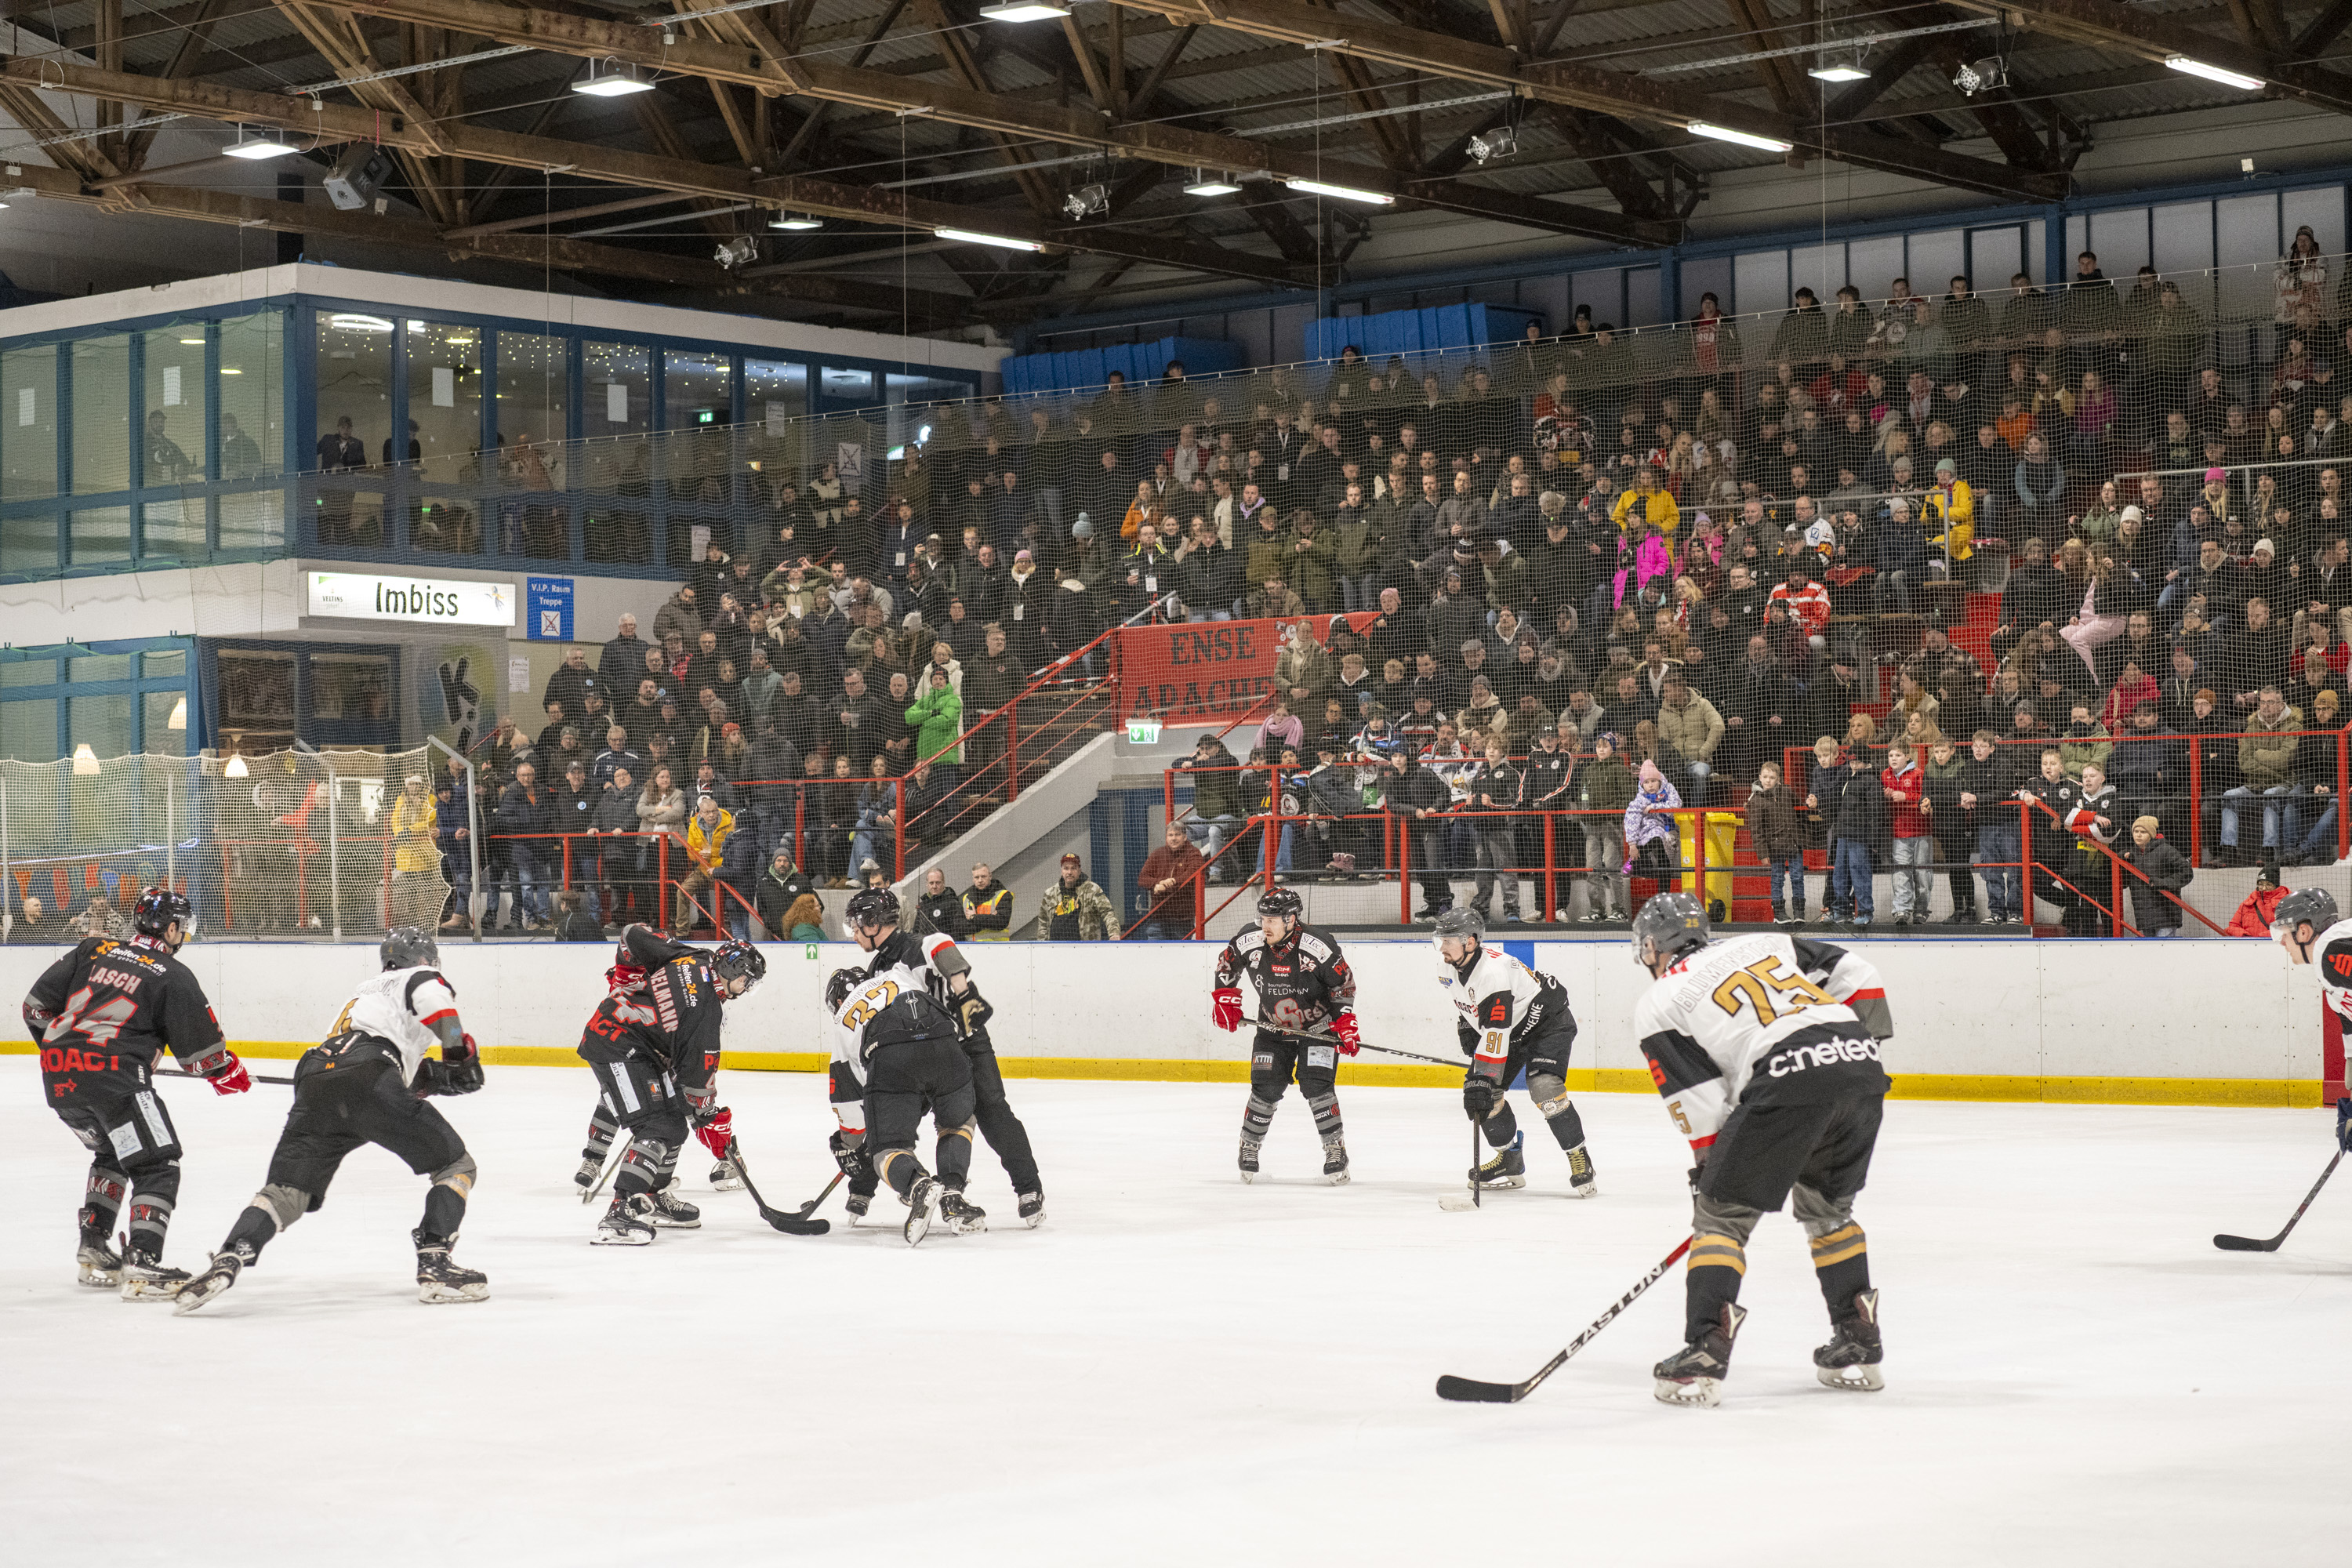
left=307, top=572, right=516, bottom=627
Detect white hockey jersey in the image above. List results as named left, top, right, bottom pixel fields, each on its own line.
left=1630, top=933, right=1891, bottom=1157
left=826, top=930, right=969, bottom=1125
left=1436, top=943, right=1575, bottom=1075
left=2302, top=916, right=2352, bottom=1018
left=324, top=964, right=459, bottom=1087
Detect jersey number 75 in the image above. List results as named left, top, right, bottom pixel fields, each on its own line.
left=1710, top=954, right=1834, bottom=1029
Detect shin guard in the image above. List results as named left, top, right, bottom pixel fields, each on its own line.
left=1809, top=1222, right=1871, bottom=1315
left=1685, top=1232, right=1748, bottom=1341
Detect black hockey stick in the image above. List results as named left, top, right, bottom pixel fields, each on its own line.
left=583, top=1139, right=624, bottom=1204
left=1252, top=1020, right=1461, bottom=1070
left=156, top=1067, right=296, bottom=1086
left=722, top=1139, right=830, bottom=1236
left=2214, top=1149, right=2343, bottom=1252
left=1436, top=1236, right=1692, bottom=1403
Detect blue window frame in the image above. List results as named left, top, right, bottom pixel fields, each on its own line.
left=0, top=637, right=199, bottom=764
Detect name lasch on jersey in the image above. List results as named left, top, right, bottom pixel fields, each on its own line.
left=1766, top=1035, right=1883, bottom=1079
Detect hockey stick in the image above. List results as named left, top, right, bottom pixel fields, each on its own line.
left=2214, top=1149, right=2343, bottom=1252
left=721, top=1139, right=830, bottom=1236
left=1252, top=1020, right=1462, bottom=1070
left=1435, top=1236, right=1692, bottom=1403
left=583, top=1138, right=625, bottom=1204
left=156, top=1067, right=296, bottom=1086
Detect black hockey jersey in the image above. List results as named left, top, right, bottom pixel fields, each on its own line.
left=24, top=934, right=226, bottom=1073
left=1215, top=922, right=1357, bottom=1036
left=576, top=927, right=725, bottom=1092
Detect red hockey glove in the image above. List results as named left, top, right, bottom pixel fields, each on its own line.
left=1330, top=1013, right=1363, bottom=1057
left=694, top=1107, right=735, bottom=1162
left=195, top=1048, right=252, bottom=1096
left=1211, top=986, right=1244, bottom=1033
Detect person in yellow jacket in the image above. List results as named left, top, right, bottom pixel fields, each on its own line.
left=1924, top=458, right=1975, bottom=575
left=1610, top=463, right=1681, bottom=536
left=962, top=861, right=1017, bottom=939
left=671, top=791, right=735, bottom=935
left=388, top=771, right=444, bottom=931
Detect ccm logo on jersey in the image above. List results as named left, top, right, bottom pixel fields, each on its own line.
left=1765, top=1036, right=1882, bottom=1078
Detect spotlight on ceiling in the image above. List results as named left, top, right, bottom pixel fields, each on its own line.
left=1184, top=169, right=1243, bottom=196
left=573, top=58, right=655, bottom=97
left=1951, top=56, right=2008, bottom=95
left=1466, top=125, right=1519, bottom=165
left=223, top=129, right=299, bottom=160
left=714, top=235, right=757, bottom=268
left=978, top=1, right=1071, bottom=19
left=768, top=212, right=823, bottom=230
left=1806, top=53, right=1871, bottom=83
left=1062, top=182, right=1109, bottom=220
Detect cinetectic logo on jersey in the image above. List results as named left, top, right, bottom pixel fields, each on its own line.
left=1763, top=1035, right=1882, bottom=1080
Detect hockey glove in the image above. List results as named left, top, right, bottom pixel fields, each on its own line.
left=1330, top=1012, right=1363, bottom=1057
left=188, top=1047, right=252, bottom=1096
left=2338, top=1097, right=2351, bottom=1153
left=953, top=983, right=995, bottom=1038
left=694, top=1107, right=735, bottom=1162
left=1211, top=986, right=1244, bottom=1033
left=828, top=1128, right=873, bottom=1184
left=1461, top=1073, right=1498, bottom=1121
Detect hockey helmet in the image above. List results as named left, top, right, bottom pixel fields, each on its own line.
left=1432, top=906, right=1485, bottom=964
left=1256, top=885, right=1304, bottom=931
left=2272, top=887, right=2339, bottom=949
left=825, top=967, right=863, bottom=1011
left=846, top=886, right=900, bottom=931
left=711, top=939, right=767, bottom=994
left=132, top=886, right=191, bottom=943
left=1632, top=891, right=1711, bottom=971
left=381, top=925, right=439, bottom=971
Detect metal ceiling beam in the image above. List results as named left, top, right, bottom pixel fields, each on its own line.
left=1952, top=0, right=2352, bottom=118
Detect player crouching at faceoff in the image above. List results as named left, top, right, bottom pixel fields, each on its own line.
left=585, top=926, right=767, bottom=1246
left=1432, top=909, right=1598, bottom=1196
left=176, top=928, right=487, bottom=1312
left=1211, top=887, right=1363, bottom=1184
left=24, top=887, right=250, bottom=1298
left=1628, top=891, right=1894, bottom=1407
left=826, top=890, right=991, bottom=1243
left=2270, top=888, right=2352, bottom=1156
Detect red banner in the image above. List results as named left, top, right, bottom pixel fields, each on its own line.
left=1112, top=615, right=1370, bottom=723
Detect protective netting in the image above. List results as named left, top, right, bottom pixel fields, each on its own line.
left=0, top=746, right=454, bottom=942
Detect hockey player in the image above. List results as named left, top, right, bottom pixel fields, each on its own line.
left=582, top=925, right=768, bottom=1245
left=2270, top=887, right=2352, bottom=1155
left=825, top=891, right=987, bottom=1244
left=1431, top=908, right=1598, bottom=1196
left=1210, top=886, right=1363, bottom=1183
left=1628, top=891, right=1894, bottom=1409
left=831, top=885, right=1042, bottom=1225
left=24, top=887, right=249, bottom=1299
left=174, top=928, right=488, bottom=1312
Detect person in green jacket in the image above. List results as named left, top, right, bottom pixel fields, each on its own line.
left=905, top=661, right=964, bottom=790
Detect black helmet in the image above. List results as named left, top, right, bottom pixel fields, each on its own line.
left=382, top=926, right=439, bottom=971
left=825, top=967, right=862, bottom=1011
left=711, top=939, right=766, bottom=993
left=1432, top=906, right=1484, bottom=959
left=1632, top=891, right=1710, bottom=970
left=132, top=886, right=191, bottom=942
left=847, top=886, right=899, bottom=930
left=2274, top=887, right=2339, bottom=943
left=1257, top=886, right=1304, bottom=923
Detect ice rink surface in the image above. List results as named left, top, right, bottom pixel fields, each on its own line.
left=2, top=1058, right=2345, bottom=1567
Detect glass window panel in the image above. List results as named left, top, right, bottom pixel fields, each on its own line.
left=2090, top=206, right=2154, bottom=276
left=820, top=365, right=875, bottom=407
left=143, top=688, right=188, bottom=757
left=405, top=318, right=483, bottom=485
left=495, top=332, right=569, bottom=489
left=217, top=310, right=282, bottom=481
left=143, top=650, right=186, bottom=678
left=2, top=658, right=56, bottom=687
left=69, top=692, right=132, bottom=760
left=142, top=325, right=205, bottom=487
left=1733, top=250, right=1788, bottom=317
left=67, top=505, right=131, bottom=567
left=310, top=651, right=390, bottom=721
left=218, top=489, right=283, bottom=555
left=1624, top=266, right=1661, bottom=328
left=2283, top=185, right=2346, bottom=261
left=2, top=343, right=57, bottom=501
left=414, top=493, right=485, bottom=555
left=745, top=358, right=807, bottom=500
left=70, top=334, right=131, bottom=495
left=314, top=310, right=395, bottom=471
left=70, top=653, right=133, bottom=683
left=663, top=349, right=731, bottom=430
left=1, top=511, right=58, bottom=574
left=140, top=498, right=204, bottom=561
left=585, top=341, right=650, bottom=432
left=0, top=695, right=56, bottom=761
left=1967, top=227, right=2024, bottom=292
left=216, top=649, right=296, bottom=733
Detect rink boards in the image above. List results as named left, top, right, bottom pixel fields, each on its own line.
left=0, top=936, right=2327, bottom=1108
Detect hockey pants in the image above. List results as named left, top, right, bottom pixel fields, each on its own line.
left=1468, top=1031, right=1587, bottom=1156
left=864, top=1038, right=978, bottom=1200
left=1684, top=1091, right=1884, bottom=1341
left=49, top=1058, right=181, bottom=1258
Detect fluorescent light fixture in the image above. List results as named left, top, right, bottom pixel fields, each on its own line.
left=768, top=213, right=823, bottom=230
left=223, top=129, right=298, bottom=160
left=573, top=60, right=655, bottom=96
left=1283, top=176, right=1395, bottom=205
left=1687, top=121, right=1795, bottom=153
left=328, top=313, right=394, bottom=332
left=935, top=227, right=1042, bottom=252
left=978, top=1, right=1070, bottom=18
left=1806, top=60, right=1870, bottom=82
left=2165, top=55, right=2263, bottom=91
left=1183, top=170, right=1243, bottom=196
left=220, top=367, right=243, bottom=375
left=178, top=336, right=204, bottom=345
left=168, top=695, right=187, bottom=731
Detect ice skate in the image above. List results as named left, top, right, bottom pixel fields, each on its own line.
left=644, top=1181, right=702, bottom=1229
left=414, top=1231, right=489, bottom=1304
left=1238, top=1131, right=1262, bottom=1184
left=1321, top=1134, right=1351, bottom=1185
left=118, top=1248, right=190, bottom=1302
left=1813, top=1290, right=1885, bottom=1392
left=938, top=1189, right=988, bottom=1235
left=708, top=1159, right=745, bottom=1193
left=903, top=1177, right=940, bottom=1246
left=172, top=1250, right=244, bottom=1315
left=593, top=1192, right=656, bottom=1246
left=1653, top=1303, right=1746, bottom=1409
left=1564, top=1142, right=1600, bottom=1198
left=76, top=1238, right=122, bottom=1289
left=572, top=1153, right=607, bottom=1196
left=1471, top=1131, right=1527, bottom=1189
left=1016, top=1190, right=1045, bottom=1228
left=846, top=1189, right=873, bottom=1219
